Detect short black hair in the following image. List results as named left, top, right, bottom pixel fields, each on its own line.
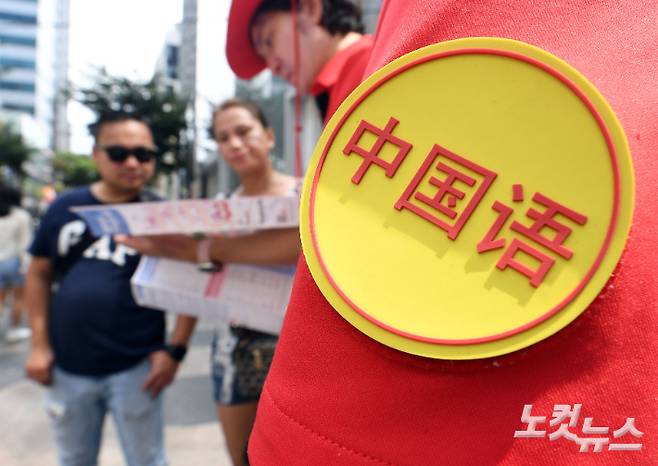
left=88, top=111, right=152, bottom=142
left=253, top=0, right=365, bottom=36
left=0, top=185, right=21, bottom=217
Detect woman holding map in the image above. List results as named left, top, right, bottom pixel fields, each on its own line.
left=117, top=98, right=300, bottom=466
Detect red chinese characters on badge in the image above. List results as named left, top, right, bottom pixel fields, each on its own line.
left=394, top=144, right=497, bottom=240
left=342, top=117, right=413, bottom=184
left=477, top=185, right=588, bottom=288
left=341, top=116, right=588, bottom=288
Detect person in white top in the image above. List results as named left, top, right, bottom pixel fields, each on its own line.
left=0, top=186, right=32, bottom=342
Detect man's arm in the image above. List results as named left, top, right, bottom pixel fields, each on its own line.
left=168, top=314, right=198, bottom=347
left=25, top=257, right=55, bottom=385
left=142, top=315, right=198, bottom=398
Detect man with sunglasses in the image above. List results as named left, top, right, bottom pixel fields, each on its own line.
left=24, top=112, right=197, bottom=466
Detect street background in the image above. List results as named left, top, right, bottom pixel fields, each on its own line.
left=0, top=317, right=231, bottom=466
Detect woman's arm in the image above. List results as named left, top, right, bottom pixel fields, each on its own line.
left=210, top=228, right=300, bottom=265
left=115, top=227, right=301, bottom=266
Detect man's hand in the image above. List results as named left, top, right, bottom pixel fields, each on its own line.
left=142, top=350, right=179, bottom=398
left=26, top=346, right=54, bottom=386
left=115, top=234, right=197, bottom=262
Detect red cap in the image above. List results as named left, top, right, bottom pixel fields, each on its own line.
left=226, top=0, right=267, bottom=79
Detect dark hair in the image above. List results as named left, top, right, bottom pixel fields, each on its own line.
left=210, top=98, right=271, bottom=140
left=253, top=0, right=364, bottom=36
left=0, top=185, right=21, bottom=217
left=88, top=111, right=152, bottom=142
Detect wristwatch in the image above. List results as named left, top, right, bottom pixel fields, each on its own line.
left=193, top=233, right=220, bottom=272
left=164, top=343, right=188, bottom=362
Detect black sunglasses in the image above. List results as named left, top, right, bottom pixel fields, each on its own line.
left=98, top=145, right=159, bottom=163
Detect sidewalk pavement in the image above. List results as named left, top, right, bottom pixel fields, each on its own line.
left=0, top=319, right=231, bottom=466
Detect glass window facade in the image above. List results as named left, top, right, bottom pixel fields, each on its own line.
left=0, top=34, right=36, bottom=47
left=1, top=103, right=35, bottom=114
left=0, top=57, right=36, bottom=70
left=0, top=12, right=38, bottom=24
left=0, top=80, right=35, bottom=92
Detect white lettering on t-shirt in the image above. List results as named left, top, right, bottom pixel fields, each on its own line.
left=111, top=244, right=137, bottom=266
left=58, top=220, right=86, bottom=256
left=83, top=236, right=112, bottom=261
left=82, top=235, right=137, bottom=266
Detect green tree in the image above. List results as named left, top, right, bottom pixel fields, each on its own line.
left=69, top=69, right=191, bottom=176
left=0, top=122, right=33, bottom=181
left=52, top=152, right=98, bottom=188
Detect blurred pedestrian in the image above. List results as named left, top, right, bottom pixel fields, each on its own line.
left=0, top=185, right=32, bottom=343
left=117, top=99, right=301, bottom=466
left=24, top=112, right=197, bottom=466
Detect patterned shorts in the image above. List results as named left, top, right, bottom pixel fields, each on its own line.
left=211, top=324, right=278, bottom=405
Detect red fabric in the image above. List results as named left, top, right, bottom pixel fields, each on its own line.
left=249, top=1, right=658, bottom=464
left=311, top=35, right=373, bottom=107
left=310, top=35, right=374, bottom=118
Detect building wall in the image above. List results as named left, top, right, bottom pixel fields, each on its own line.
left=0, top=0, right=39, bottom=115
left=179, top=0, right=197, bottom=99
left=0, top=0, right=69, bottom=153
left=179, top=0, right=235, bottom=198
left=355, top=0, right=382, bottom=33
left=51, top=0, right=69, bottom=152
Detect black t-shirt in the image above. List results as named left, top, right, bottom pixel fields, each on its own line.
left=30, top=187, right=165, bottom=376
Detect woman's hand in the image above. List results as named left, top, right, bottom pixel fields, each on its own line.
left=115, top=234, right=198, bottom=263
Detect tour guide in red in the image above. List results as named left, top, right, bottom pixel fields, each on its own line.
left=226, top=1, right=657, bottom=464
left=226, top=0, right=372, bottom=122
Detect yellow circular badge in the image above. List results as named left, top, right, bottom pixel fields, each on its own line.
left=300, top=38, right=634, bottom=359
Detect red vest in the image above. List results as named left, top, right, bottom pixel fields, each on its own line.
left=249, top=1, right=658, bottom=464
